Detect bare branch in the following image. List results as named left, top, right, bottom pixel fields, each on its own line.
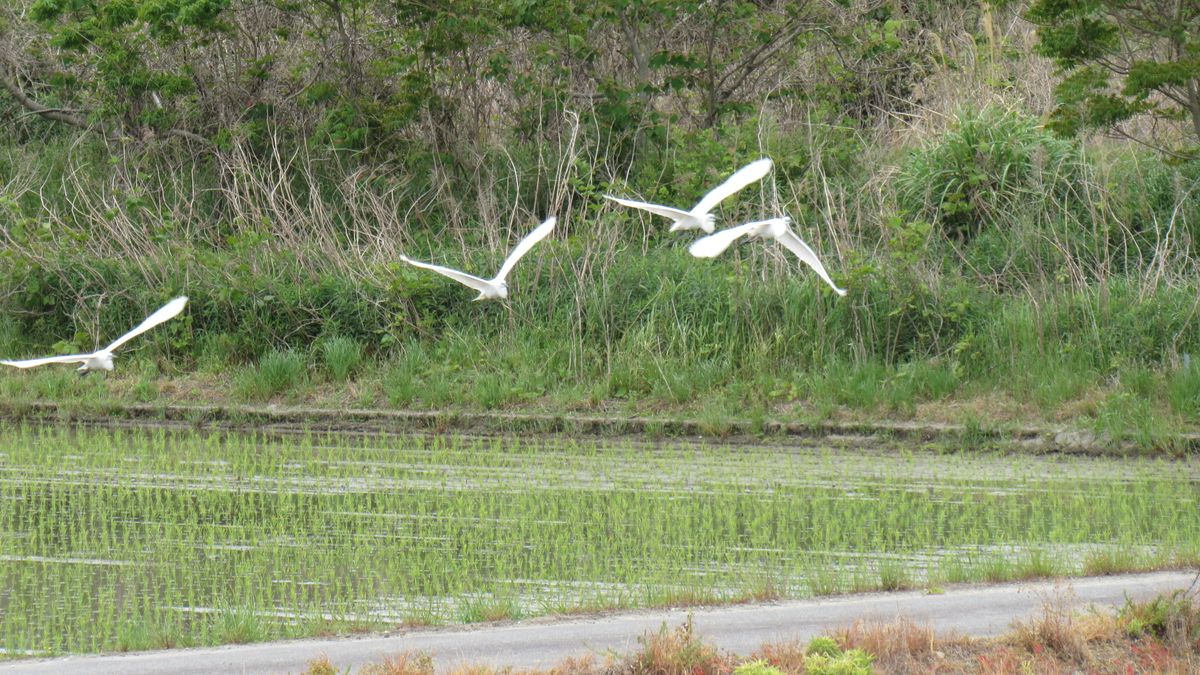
left=0, top=69, right=93, bottom=130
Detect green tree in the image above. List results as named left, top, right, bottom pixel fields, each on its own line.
left=1019, top=0, right=1200, bottom=157
left=4, top=0, right=230, bottom=144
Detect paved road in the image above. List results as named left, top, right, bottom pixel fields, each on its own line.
left=3, top=571, right=1194, bottom=674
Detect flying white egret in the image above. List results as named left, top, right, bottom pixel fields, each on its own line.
left=690, top=217, right=847, bottom=296
left=1, top=296, right=189, bottom=373
left=604, top=158, right=773, bottom=233
left=398, top=216, right=557, bottom=301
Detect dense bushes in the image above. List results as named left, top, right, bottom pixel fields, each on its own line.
left=3, top=8, right=1199, bottom=420
left=3, top=225, right=1197, bottom=388
left=896, top=107, right=1084, bottom=242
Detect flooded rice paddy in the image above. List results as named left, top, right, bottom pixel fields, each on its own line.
left=0, top=423, right=1198, bottom=655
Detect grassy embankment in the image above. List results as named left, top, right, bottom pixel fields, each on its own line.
left=2, top=13, right=1199, bottom=449
left=2, top=107, right=1198, bottom=450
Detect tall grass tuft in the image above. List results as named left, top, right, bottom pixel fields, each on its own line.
left=321, top=336, right=363, bottom=382
left=896, top=106, right=1083, bottom=243
left=1167, top=361, right=1200, bottom=416
left=234, top=350, right=307, bottom=401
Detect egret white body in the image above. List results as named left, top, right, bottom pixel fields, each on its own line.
left=399, top=217, right=557, bottom=301
left=604, top=158, right=773, bottom=233
left=1, top=296, right=190, bottom=373
left=690, top=217, right=847, bottom=296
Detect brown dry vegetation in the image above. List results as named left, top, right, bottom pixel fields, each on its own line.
left=304, top=591, right=1200, bottom=674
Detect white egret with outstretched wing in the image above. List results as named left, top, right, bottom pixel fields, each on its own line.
left=605, top=158, right=773, bottom=233
left=2, top=296, right=189, bottom=373
left=690, top=217, right=846, bottom=296
left=399, top=217, right=557, bottom=300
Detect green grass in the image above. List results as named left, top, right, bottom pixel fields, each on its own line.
left=1167, top=361, right=1200, bottom=416
left=320, top=336, right=363, bottom=383
left=234, top=349, right=308, bottom=402
left=1, top=424, right=1198, bottom=656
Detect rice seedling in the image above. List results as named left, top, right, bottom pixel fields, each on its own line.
left=0, top=424, right=1197, bottom=656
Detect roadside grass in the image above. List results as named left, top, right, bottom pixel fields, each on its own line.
left=300, top=591, right=1200, bottom=674
left=216, top=606, right=269, bottom=645
left=630, top=618, right=726, bottom=674
left=1083, top=547, right=1160, bottom=577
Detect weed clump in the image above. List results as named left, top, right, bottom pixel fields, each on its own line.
left=897, top=106, right=1082, bottom=243
left=733, top=659, right=785, bottom=675
left=234, top=349, right=307, bottom=401
left=1010, top=599, right=1091, bottom=664
left=1119, top=590, right=1200, bottom=647
left=805, top=636, right=842, bottom=658
left=321, top=336, right=363, bottom=382
left=358, top=652, right=435, bottom=675
left=631, top=617, right=730, bottom=674
left=803, top=641, right=874, bottom=675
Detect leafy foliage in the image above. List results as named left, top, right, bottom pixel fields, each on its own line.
left=896, top=107, right=1082, bottom=241
left=1016, top=0, right=1200, bottom=157
left=26, top=0, right=229, bottom=136
left=803, top=637, right=875, bottom=675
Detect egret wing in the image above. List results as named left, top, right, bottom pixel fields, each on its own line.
left=104, top=296, right=189, bottom=352
left=604, top=196, right=694, bottom=223
left=775, top=228, right=847, bottom=296
left=495, top=216, right=556, bottom=282
left=1, top=354, right=92, bottom=369
left=688, top=222, right=761, bottom=258
left=689, top=158, right=773, bottom=216
left=400, top=256, right=492, bottom=292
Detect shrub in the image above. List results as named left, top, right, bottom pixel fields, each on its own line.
left=806, top=636, right=843, bottom=658
left=897, top=106, right=1082, bottom=242
left=805, top=648, right=875, bottom=675
left=1120, top=591, right=1200, bottom=644
left=733, top=659, right=785, bottom=675
left=803, top=636, right=875, bottom=674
